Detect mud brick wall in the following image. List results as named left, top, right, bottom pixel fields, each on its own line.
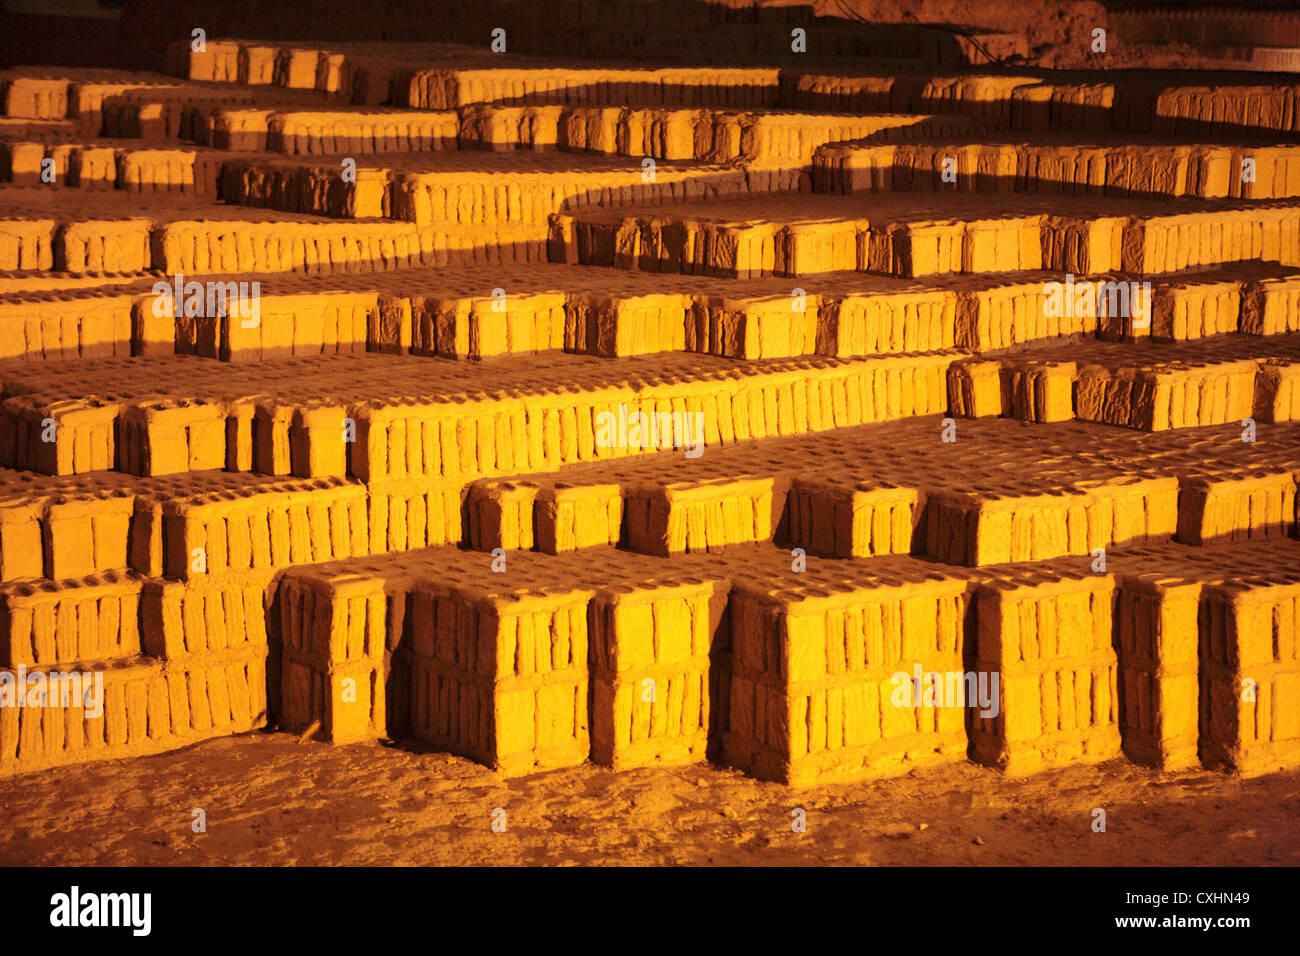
left=0, top=572, right=142, bottom=668
left=1176, top=472, right=1298, bottom=545
left=625, top=478, right=778, bottom=556
left=815, top=142, right=1300, bottom=202
left=567, top=292, right=690, bottom=357
left=1075, top=361, right=1258, bottom=431
left=117, top=148, right=224, bottom=197
left=3, top=273, right=1182, bottom=369
left=220, top=160, right=388, bottom=220
left=464, top=480, right=539, bottom=552
left=58, top=219, right=151, bottom=274
left=922, top=478, right=1179, bottom=567
left=913, top=75, right=1041, bottom=125
left=0, top=218, right=55, bottom=271
left=1152, top=86, right=1300, bottom=138
left=118, top=401, right=227, bottom=477
left=0, top=644, right=266, bottom=777
left=722, top=577, right=970, bottom=786
left=970, top=574, right=1121, bottom=776
left=1121, top=208, right=1300, bottom=275
left=999, top=361, right=1077, bottom=423
left=570, top=208, right=1083, bottom=280
left=349, top=355, right=954, bottom=483
left=687, top=112, right=977, bottom=171
left=686, top=295, right=818, bottom=361
left=1008, top=83, right=1115, bottom=134
left=149, top=218, right=432, bottom=277
left=0, top=491, right=132, bottom=582
left=831, top=287, right=957, bottom=356
left=1114, top=576, right=1200, bottom=771
left=947, top=359, right=1004, bottom=418
left=954, top=280, right=1090, bottom=351
left=1242, top=275, right=1300, bottom=335
left=1255, top=361, right=1300, bottom=422
left=141, top=572, right=274, bottom=659
left=879, top=218, right=1041, bottom=279
left=460, top=105, right=565, bottom=151
left=0, top=396, right=117, bottom=475
left=789, top=74, right=1039, bottom=124
left=266, top=110, right=459, bottom=155
left=389, top=163, right=748, bottom=230
left=365, top=478, right=464, bottom=554
left=784, top=479, right=919, bottom=559
left=783, top=74, right=904, bottom=114
left=2, top=142, right=223, bottom=197
left=158, top=479, right=369, bottom=580
left=0, top=290, right=136, bottom=361
left=589, top=579, right=727, bottom=769
left=405, top=586, right=592, bottom=776
left=279, top=572, right=386, bottom=743
left=544, top=484, right=627, bottom=558
left=1199, top=582, right=1300, bottom=775
left=412, top=291, right=568, bottom=359
left=1, top=76, right=71, bottom=120
left=1113, top=9, right=1300, bottom=49
left=175, top=291, right=375, bottom=363
left=1147, top=277, right=1241, bottom=340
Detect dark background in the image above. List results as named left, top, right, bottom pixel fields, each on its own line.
left=3, top=0, right=1299, bottom=72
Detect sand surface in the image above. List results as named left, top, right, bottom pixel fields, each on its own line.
left=1, top=731, right=1296, bottom=866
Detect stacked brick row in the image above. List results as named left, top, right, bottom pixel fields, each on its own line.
left=559, top=198, right=1300, bottom=280
left=0, top=263, right=1278, bottom=364
left=969, top=570, right=1121, bottom=776
left=788, top=72, right=1300, bottom=138
left=721, top=573, right=971, bottom=785
left=2, top=261, right=1298, bottom=365
left=0, top=352, right=956, bottom=483
left=813, top=141, right=1300, bottom=202
left=0, top=562, right=270, bottom=776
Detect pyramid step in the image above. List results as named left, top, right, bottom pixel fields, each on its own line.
left=458, top=105, right=985, bottom=169
left=209, top=107, right=459, bottom=153
left=556, top=191, right=1300, bottom=279
left=397, top=65, right=784, bottom=111
left=949, top=332, right=1300, bottom=430
left=0, top=139, right=235, bottom=196
left=1, top=67, right=184, bottom=123
left=0, top=643, right=267, bottom=778
left=814, top=136, right=1300, bottom=202
left=785, top=73, right=1044, bottom=126
left=164, top=40, right=532, bottom=102
left=0, top=186, right=550, bottom=275
left=452, top=412, right=1299, bottom=564
left=0, top=349, right=955, bottom=478
left=219, top=151, right=754, bottom=226
left=0, top=117, right=77, bottom=142
left=10, top=261, right=1300, bottom=366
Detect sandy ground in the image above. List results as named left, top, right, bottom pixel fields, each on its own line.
left=1, top=731, right=1296, bottom=866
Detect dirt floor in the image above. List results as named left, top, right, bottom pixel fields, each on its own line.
left=1, top=731, right=1296, bottom=866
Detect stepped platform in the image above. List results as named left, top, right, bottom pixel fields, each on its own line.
left=2, top=25, right=1299, bottom=800
left=556, top=191, right=1300, bottom=278
left=813, top=133, right=1300, bottom=201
